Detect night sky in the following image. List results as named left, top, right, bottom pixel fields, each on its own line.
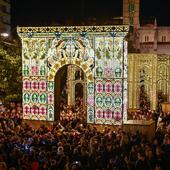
left=11, top=0, right=170, bottom=28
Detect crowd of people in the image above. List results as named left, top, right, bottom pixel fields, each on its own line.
left=60, top=97, right=86, bottom=123
left=128, top=110, right=158, bottom=121
left=127, top=106, right=170, bottom=134
left=157, top=112, right=170, bottom=131
left=0, top=101, right=170, bottom=170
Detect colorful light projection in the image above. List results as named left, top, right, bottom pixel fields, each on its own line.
left=18, top=26, right=128, bottom=125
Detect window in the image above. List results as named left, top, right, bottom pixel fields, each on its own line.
left=0, top=16, right=10, bottom=25
left=0, top=5, right=7, bottom=13
left=128, top=3, right=135, bottom=13
left=145, top=36, right=149, bottom=42
left=162, top=36, right=167, bottom=42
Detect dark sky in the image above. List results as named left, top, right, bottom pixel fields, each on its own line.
left=11, top=0, right=170, bottom=28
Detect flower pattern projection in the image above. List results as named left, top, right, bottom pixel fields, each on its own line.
left=23, top=65, right=29, bottom=76
left=23, top=93, right=30, bottom=103
left=87, top=106, right=94, bottom=122
left=31, top=81, right=39, bottom=91
left=95, top=95, right=103, bottom=107
left=96, top=108, right=103, bottom=118
left=87, top=82, right=94, bottom=94
left=113, top=109, right=122, bottom=121
left=23, top=105, right=30, bottom=115
left=31, top=105, right=39, bottom=115
left=39, top=106, right=47, bottom=115
left=48, top=93, right=54, bottom=104
left=104, top=95, right=112, bottom=108
left=105, top=81, right=112, bottom=93
left=87, top=95, right=94, bottom=106
left=31, top=93, right=39, bottom=103
left=48, top=105, right=54, bottom=120
left=113, top=96, right=122, bottom=107
left=47, top=82, right=54, bottom=91
left=104, top=109, right=112, bottom=119
left=114, top=81, right=122, bottom=94
left=31, top=66, right=38, bottom=75
left=96, top=81, right=103, bottom=93
left=96, top=67, right=103, bottom=77
left=104, top=67, right=112, bottom=77
left=23, top=80, right=30, bottom=90
left=39, top=81, right=46, bottom=91
left=39, top=93, right=47, bottom=104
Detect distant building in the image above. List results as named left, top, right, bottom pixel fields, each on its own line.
left=0, top=0, right=11, bottom=34
left=133, top=24, right=170, bottom=55
left=123, top=0, right=170, bottom=55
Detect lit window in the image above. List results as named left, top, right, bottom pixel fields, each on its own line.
left=145, top=36, right=149, bottom=42
left=128, top=3, right=135, bottom=13
left=0, top=5, right=7, bottom=13
left=162, top=36, right=167, bottom=42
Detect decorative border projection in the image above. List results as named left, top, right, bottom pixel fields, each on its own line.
left=18, top=25, right=128, bottom=125
left=17, top=25, right=129, bottom=34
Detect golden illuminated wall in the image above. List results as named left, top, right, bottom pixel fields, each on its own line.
left=128, top=54, right=170, bottom=110
left=157, top=55, right=170, bottom=102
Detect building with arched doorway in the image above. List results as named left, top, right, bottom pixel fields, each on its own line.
left=18, top=25, right=128, bottom=125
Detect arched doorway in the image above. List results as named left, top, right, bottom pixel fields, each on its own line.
left=54, top=64, right=86, bottom=121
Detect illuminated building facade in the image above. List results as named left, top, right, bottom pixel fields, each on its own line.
left=17, top=26, right=129, bottom=125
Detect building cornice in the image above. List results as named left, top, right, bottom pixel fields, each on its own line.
left=17, top=25, right=129, bottom=34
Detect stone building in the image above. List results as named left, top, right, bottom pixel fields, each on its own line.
left=0, top=0, right=10, bottom=33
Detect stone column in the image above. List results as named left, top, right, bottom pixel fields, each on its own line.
left=67, top=65, right=75, bottom=106
left=151, top=55, right=157, bottom=110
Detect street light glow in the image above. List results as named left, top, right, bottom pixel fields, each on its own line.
left=1, top=33, right=9, bottom=37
